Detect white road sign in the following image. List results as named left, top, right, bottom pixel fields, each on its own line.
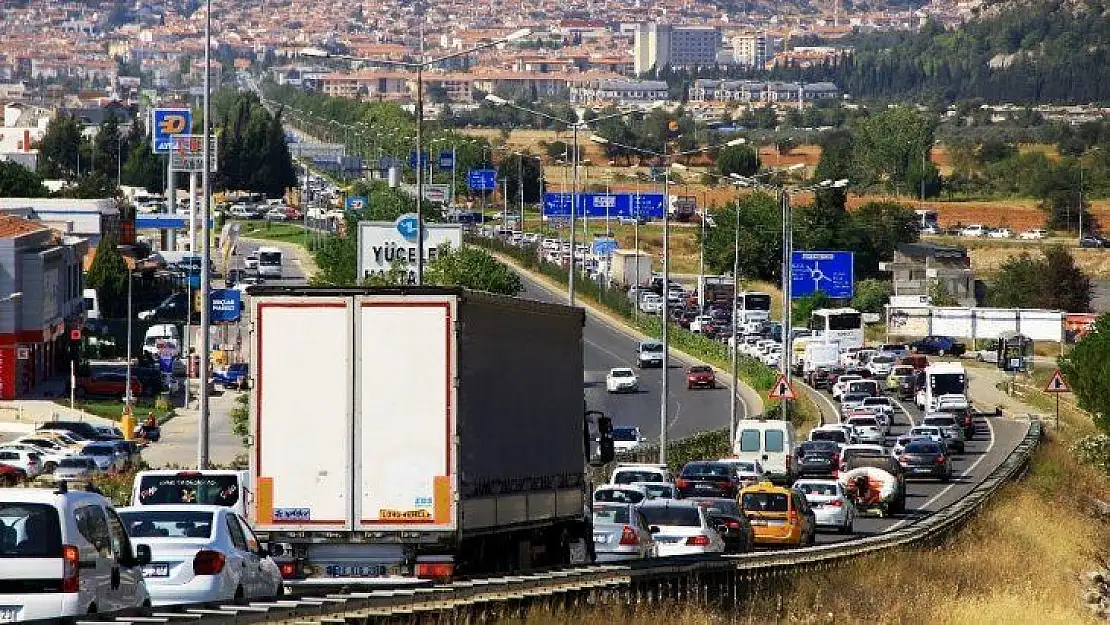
left=356, top=215, right=463, bottom=285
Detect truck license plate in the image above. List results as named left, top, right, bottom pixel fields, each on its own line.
left=0, top=607, right=20, bottom=622
left=325, top=564, right=387, bottom=577
left=143, top=563, right=169, bottom=578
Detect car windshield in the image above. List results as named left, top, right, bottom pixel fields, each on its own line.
left=810, top=430, right=846, bottom=443
left=872, top=356, right=894, bottom=364
left=680, top=463, right=731, bottom=478
left=911, top=428, right=940, bottom=437
left=741, top=492, right=790, bottom=512
left=795, top=482, right=840, bottom=497
left=689, top=366, right=712, bottom=374
left=610, top=369, right=634, bottom=378
left=693, top=499, right=742, bottom=517
left=120, top=510, right=215, bottom=539
left=924, top=417, right=956, bottom=427
left=849, top=418, right=879, bottom=427
left=592, top=506, right=631, bottom=525
left=843, top=394, right=870, bottom=402
left=594, top=489, right=645, bottom=504
left=640, top=343, right=663, bottom=353
left=612, top=427, right=639, bottom=442
left=0, top=503, right=62, bottom=558
left=138, top=474, right=241, bottom=507
left=612, top=470, right=661, bottom=485
left=905, top=442, right=942, bottom=454
left=639, top=506, right=702, bottom=527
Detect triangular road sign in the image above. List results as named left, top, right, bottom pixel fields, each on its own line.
left=1044, top=369, right=1070, bottom=393
left=769, top=374, right=797, bottom=400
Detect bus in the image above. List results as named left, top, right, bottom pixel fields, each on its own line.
left=256, top=246, right=283, bottom=279
left=736, top=291, right=772, bottom=332
left=918, top=361, right=968, bottom=411
left=808, top=307, right=864, bottom=349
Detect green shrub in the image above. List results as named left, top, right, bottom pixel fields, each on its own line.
left=1070, top=434, right=1110, bottom=475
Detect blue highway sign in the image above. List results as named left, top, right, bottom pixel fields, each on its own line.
left=791, top=250, right=854, bottom=299
left=542, top=193, right=665, bottom=219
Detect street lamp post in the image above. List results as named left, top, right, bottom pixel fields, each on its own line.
left=729, top=196, right=741, bottom=443
left=199, top=0, right=213, bottom=469
left=300, top=29, right=530, bottom=285
left=591, top=135, right=746, bottom=464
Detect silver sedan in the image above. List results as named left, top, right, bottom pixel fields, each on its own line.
left=591, top=503, right=657, bottom=562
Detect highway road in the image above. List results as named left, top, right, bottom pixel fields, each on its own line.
left=515, top=272, right=742, bottom=445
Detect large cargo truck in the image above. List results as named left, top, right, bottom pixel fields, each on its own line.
left=247, top=286, right=612, bottom=587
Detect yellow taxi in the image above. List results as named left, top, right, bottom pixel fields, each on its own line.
left=738, top=482, right=816, bottom=547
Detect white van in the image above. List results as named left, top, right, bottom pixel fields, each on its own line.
left=83, top=288, right=101, bottom=320
left=130, top=469, right=251, bottom=518
left=0, top=485, right=151, bottom=620
left=732, top=419, right=797, bottom=484
left=141, top=324, right=180, bottom=357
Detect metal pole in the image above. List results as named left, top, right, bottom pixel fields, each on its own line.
left=519, top=156, right=525, bottom=233
left=125, top=272, right=132, bottom=408
left=659, top=140, right=670, bottom=465
left=698, top=202, right=705, bottom=312
left=69, top=359, right=75, bottom=409
left=634, top=180, right=640, bottom=288
left=415, top=63, right=425, bottom=286
left=501, top=178, right=509, bottom=230
left=189, top=174, right=198, bottom=252
left=451, top=144, right=457, bottom=208
left=729, top=197, right=741, bottom=444
left=920, top=147, right=925, bottom=203
left=199, top=0, right=212, bottom=469
left=184, top=277, right=191, bottom=409
left=1079, top=166, right=1084, bottom=240
left=780, top=188, right=792, bottom=423
left=569, top=124, right=578, bottom=305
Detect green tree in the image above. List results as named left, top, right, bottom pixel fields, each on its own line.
left=37, top=114, right=84, bottom=179
left=121, top=138, right=163, bottom=192
left=1059, top=312, right=1110, bottom=433
left=715, top=144, right=759, bottom=178
left=92, top=109, right=122, bottom=182
left=851, top=108, right=934, bottom=189
left=929, top=280, right=959, bottom=306
left=813, top=130, right=853, bottom=183
left=0, top=161, right=48, bottom=197
left=497, top=152, right=543, bottom=206
left=85, top=235, right=129, bottom=317
left=987, top=252, right=1043, bottom=308
left=792, top=292, right=832, bottom=325
left=425, top=245, right=522, bottom=295
left=852, top=279, right=893, bottom=313
left=702, top=192, right=781, bottom=282
left=840, top=201, right=920, bottom=280
left=1042, top=245, right=1092, bottom=312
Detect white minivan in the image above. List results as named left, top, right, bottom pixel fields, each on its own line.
left=733, top=419, right=797, bottom=484
left=131, top=470, right=252, bottom=519
left=0, top=485, right=151, bottom=620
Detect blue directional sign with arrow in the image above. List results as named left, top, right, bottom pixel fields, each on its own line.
left=791, top=250, right=854, bottom=299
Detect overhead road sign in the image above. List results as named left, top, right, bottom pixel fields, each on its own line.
left=408, top=150, right=430, bottom=169
left=592, top=237, right=619, bottom=255
left=151, top=108, right=192, bottom=153
left=135, top=215, right=214, bottom=229
left=791, top=250, right=854, bottom=299
left=768, top=374, right=797, bottom=400
left=467, top=169, right=497, bottom=191
left=438, top=151, right=455, bottom=171
left=542, top=193, right=666, bottom=219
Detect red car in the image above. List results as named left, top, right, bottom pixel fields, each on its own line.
left=0, top=463, right=26, bottom=487
left=75, top=372, right=143, bottom=398
left=686, top=365, right=716, bottom=389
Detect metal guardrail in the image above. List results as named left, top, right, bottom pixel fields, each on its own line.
left=66, top=418, right=1041, bottom=625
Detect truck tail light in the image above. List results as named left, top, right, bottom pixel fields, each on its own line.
left=619, top=526, right=639, bottom=546
left=278, top=562, right=297, bottom=578
left=936, top=455, right=946, bottom=464
left=416, top=562, right=455, bottom=581
left=788, top=510, right=798, bottom=525
left=685, top=535, right=711, bottom=546
left=675, top=478, right=689, bottom=489
left=193, top=550, right=226, bottom=575
left=62, top=544, right=80, bottom=593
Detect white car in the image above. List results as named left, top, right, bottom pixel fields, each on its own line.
left=606, top=367, right=640, bottom=394
left=845, top=415, right=884, bottom=445
left=761, top=346, right=783, bottom=367
left=689, top=315, right=714, bottom=334
left=715, top=458, right=767, bottom=487
left=988, top=228, right=1013, bottom=238
left=593, top=484, right=649, bottom=505
left=118, top=505, right=282, bottom=606
left=639, top=293, right=663, bottom=314
left=0, top=487, right=152, bottom=620
left=1018, top=228, right=1047, bottom=240
left=264, top=208, right=287, bottom=221
left=244, top=253, right=259, bottom=270
left=794, top=479, right=854, bottom=534
left=1, top=443, right=66, bottom=473
left=831, top=375, right=863, bottom=400
left=960, top=224, right=988, bottom=237
left=611, top=425, right=646, bottom=453
left=808, top=425, right=855, bottom=448
left=0, top=447, right=43, bottom=477
left=631, top=481, right=679, bottom=500
left=53, top=456, right=101, bottom=480
left=610, top=463, right=673, bottom=485
left=908, top=425, right=945, bottom=444
left=637, top=500, right=726, bottom=557
left=867, top=354, right=896, bottom=378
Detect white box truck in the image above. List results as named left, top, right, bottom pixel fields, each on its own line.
left=247, top=286, right=613, bottom=587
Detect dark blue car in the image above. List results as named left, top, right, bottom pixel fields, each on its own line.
left=909, top=335, right=966, bottom=357
left=212, top=362, right=249, bottom=389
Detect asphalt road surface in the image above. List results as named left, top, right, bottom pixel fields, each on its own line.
left=515, top=273, right=743, bottom=444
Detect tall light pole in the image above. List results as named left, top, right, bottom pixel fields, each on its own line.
left=199, top=0, right=213, bottom=469
left=485, top=95, right=651, bottom=306
left=125, top=271, right=133, bottom=411
left=300, top=29, right=530, bottom=285
left=729, top=196, right=742, bottom=443
left=591, top=134, right=746, bottom=464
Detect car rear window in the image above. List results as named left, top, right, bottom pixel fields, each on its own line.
left=612, top=470, right=662, bottom=485
left=680, top=463, right=731, bottom=478
left=741, top=492, right=790, bottom=512
left=849, top=418, right=879, bottom=427
left=924, top=417, right=956, bottom=427
left=795, top=482, right=840, bottom=497
left=764, top=430, right=785, bottom=453
left=0, top=503, right=62, bottom=558
left=594, top=489, right=645, bottom=504
left=119, top=510, right=216, bottom=538
left=591, top=506, right=631, bottom=525
left=639, top=506, right=701, bottom=527
left=810, top=430, right=846, bottom=443
left=905, top=442, right=941, bottom=454
left=692, top=499, right=742, bottom=517
left=137, top=474, right=241, bottom=507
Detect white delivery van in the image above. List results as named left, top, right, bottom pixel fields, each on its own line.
left=732, top=419, right=797, bottom=484
left=142, top=324, right=180, bottom=357
left=130, top=469, right=251, bottom=518
left=82, top=288, right=101, bottom=320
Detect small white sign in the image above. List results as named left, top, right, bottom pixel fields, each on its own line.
left=15, top=346, right=30, bottom=360
left=356, top=215, right=463, bottom=285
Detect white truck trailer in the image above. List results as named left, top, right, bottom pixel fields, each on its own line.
left=247, top=286, right=613, bottom=587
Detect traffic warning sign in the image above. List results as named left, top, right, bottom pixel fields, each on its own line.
left=1044, top=369, right=1070, bottom=393
left=769, top=374, right=797, bottom=400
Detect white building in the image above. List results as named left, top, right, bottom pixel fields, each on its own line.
left=570, top=79, right=669, bottom=105
left=634, top=23, right=720, bottom=75
left=732, top=33, right=776, bottom=68
left=0, top=198, right=120, bottom=246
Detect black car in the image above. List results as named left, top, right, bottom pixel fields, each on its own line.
left=37, top=420, right=115, bottom=441
left=807, top=366, right=837, bottom=390
left=1079, top=234, right=1108, bottom=249
left=687, top=498, right=754, bottom=553
left=676, top=461, right=742, bottom=499
left=898, top=374, right=919, bottom=401
left=894, top=440, right=952, bottom=481
left=793, top=440, right=841, bottom=477
left=909, top=335, right=967, bottom=357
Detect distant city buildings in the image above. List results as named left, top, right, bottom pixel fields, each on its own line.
left=732, top=33, right=777, bottom=69
left=633, top=23, right=720, bottom=75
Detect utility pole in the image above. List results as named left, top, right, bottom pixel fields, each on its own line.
left=198, top=0, right=212, bottom=469
left=780, top=188, right=793, bottom=423
left=729, top=197, right=741, bottom=443
left=659, top=138, right=670, bottom=465
left=518, top=156, right=525, bottom=234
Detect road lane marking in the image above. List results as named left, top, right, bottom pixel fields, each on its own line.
left=886, top=413, right=996, bottom=532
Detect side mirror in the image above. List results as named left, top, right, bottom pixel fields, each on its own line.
left=589, top=411, right=615, bottom=465
left=134, top=544, right=152, bottom=567
left=649, top=525, right=661, bottom=534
